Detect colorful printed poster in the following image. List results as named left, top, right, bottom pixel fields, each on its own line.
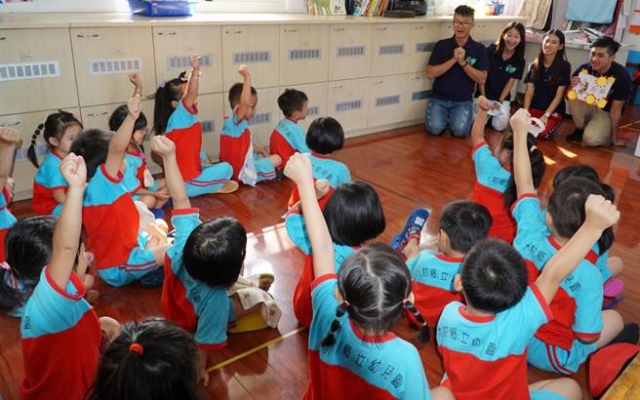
left=567, top=70, right=616, bottom=109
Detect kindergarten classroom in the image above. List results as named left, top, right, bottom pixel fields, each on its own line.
left=1, top=114, right=640, bottom=399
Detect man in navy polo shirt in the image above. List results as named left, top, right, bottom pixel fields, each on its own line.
left=425, top=5, right=488, bottom=138
left=566, top=36, right=631, bottom=147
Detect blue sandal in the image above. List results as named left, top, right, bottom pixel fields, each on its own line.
left=391, top=208, right=430, bottom=257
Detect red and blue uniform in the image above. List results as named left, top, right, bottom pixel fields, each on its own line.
left=20, top=268, right=101, bottom=400
left=123, top=145, right=146, bottom=194
left=82, top=165, right=157, bottom=287
left=407, top=250, right=464, bottom=325
left=437, top=284, right=560, bottom=400
left=161, top=209, right=234, bottom=349
left=306, top=274, right=433, bottom=400
left=289, top=152, right=351, bottom=207
left=0, top=187, right=16, bottom=263
left=32, top=149, right=66, bottom=216
left=220, top=107, right=277, bottom=184
left=286, top=212, right=355, bottom=328
left=269, top=118, right=310, bottom=166
left=166, top=100, right=233, bottom=197
left=470, top=141, right=515, bottom=243
left=512, top=195, right=602, bottom=374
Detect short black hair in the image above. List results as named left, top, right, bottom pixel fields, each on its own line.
left=461, top=239, right=528, bottom=313
left=547, top=176, right=605, bottom=239
left=277, top=89, right=308, bottom=117
left=454, top=5, right=475, bottom=18
left=591, top=36, right=621, bottom=55
left=108, top=104, right=148, bottom=134
left=183, top=217, right=247, bottom=288
left=228, top=82, right=257, bottom=109
left=70, top=129, right=113, bottom=179
left=306, top=117, right=344, bottom=154
left=439, top=200, right=492, bottom=253
left=323, top=181, right=385, bottom=246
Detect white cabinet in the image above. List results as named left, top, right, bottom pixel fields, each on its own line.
left=368, top=75, right=407, bottom=127
left=327, top=79, right=369, bottom=135
left=441, top=21, right=505, bottom=45
left=406, top=23, right=440, bottom=74
left=153, top=26, right=223, bottom=95
left=71, top=27, right=156, bottom=107
left=370, top=24, right=410, bottom=77
left=405, top=73, right=431, bottom=122
left=279, top=25, right=330, bottom=86
left=279, top=82, right=329, bottom=133
left=0, top=29, right=78, bottom=115
left=221, top=25, right=279, bottom=90
left=224, top=86, right=279, bottom=146
left=0, top=108, right=80, bottom=200
left=197, top=93, right=224, bottom=159
left=328, top=25, right=372, bottom=81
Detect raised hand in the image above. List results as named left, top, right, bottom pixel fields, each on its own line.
left=477, top=96, right=492, bottom=112
left=0, top=127, right=20, bottom=145
left=584, top=194, right=620, bottom=232
left=59, top=153, right=87, bottom=189
left=284, top=153, right=312, bottom=185
left=127, top=93, right=142, bottom=119
left=128, top=73, right=142, bottom=92
left=151, top=135, right=176, bottom=158
left=191, top=54, right=202, bottom=71
left=510, top=108, right=531, bottom=135
left=238, top=64, right=250, bottom=79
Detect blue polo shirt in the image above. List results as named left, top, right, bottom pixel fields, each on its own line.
left=571, top=61, right=631, bottom=113
left=524, top=60, right=571, bottom=114
left=482, top=44, right=525, bottom=101
left=429, top=36, right=489, bottom=102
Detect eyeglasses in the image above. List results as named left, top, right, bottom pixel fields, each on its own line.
left=453, top=20, right=473, bottom=27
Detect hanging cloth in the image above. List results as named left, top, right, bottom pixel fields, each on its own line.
left=565, top=0, right=618, bottom=24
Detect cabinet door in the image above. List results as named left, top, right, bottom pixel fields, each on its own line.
left=279, top=25, right=330, bottom=86
left=0, top=29, right=78, bottom=115
left=0, top=108, right=80, bottom=200
left=328, top=25, right=372, bottom=81
left=405, top=73, right=431, bottom=122
left=153, top=26, right=223, bottom=95
left=279, top=82, right=328, bottom=133
left=367, top=76, right=407, bottom=127
left=406, top=23, right=440, bottom=74
left=223, top=86, right=279, bottom=147
left=71, top=27, right=156, bottom=107
left=222, top=25, right=279, bottom=90
left=198, top=93, right=224, bottom=160
left=327, top=79, right=369, bottom=135
left=441, top=21, right=502, bottom=45
left=370, top=24, right=409, bottom=77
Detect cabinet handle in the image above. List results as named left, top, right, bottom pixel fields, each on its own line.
left=284, top=28, right=298, bottom=33
left=376, top=27, right=387, bottom=31
left=330, top=84, right=343, bottom=89
left=0, top=37, right=6, bottom=41
left=332, top=27, right=346, bottom=32
left=226, top=30, right=242, bottom=34
left=76, top=34, right=100, bottom=38
left=414, top=26, right=425, bottom=30
left=373, top=80, right=383, bottom=84
left=87, top=111, right=109, bottom=117
left=0, top=121, right=20, bottom=127
left=158, top=32, right=177, bottom=36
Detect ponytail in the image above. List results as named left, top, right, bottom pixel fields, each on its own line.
left=403, top=300, right=431, bottom=345
left=504, top=133, right=546, bottom=209
left=153, top=72, right=188, bottom=136
left=321, top=301, right=349, bottom=347
left=0, top=266, right=23, bottom=314
left=27, top=123, right=45, bottom=168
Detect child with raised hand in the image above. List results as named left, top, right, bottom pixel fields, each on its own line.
left=437, top=194, right=620, bottom=400
left=285, top=180, right=386, bottom=328
left=87, top=318, right=199, bottom=400
left=0, top=127, right=20, bottom=264
left=220, top=65, right=282, bottom=185
left=270, top=88, right=310, bottom=168
left=71, top=94, right=169, bottom=287
left=111, top=73, right=169, bottom=212
left=285, top=153, right=452, bottom=400
left=154, top=55, right=236, bottom=196
left=152, top=135, right=280, bottom=386
left=20, top=153, right=120, bottom=400
left=28, top=110, right=83, bottom=216
left=403, top=200, right=492, bottom=325
left=470, top=96, right=545, bottom=243
left=508, top=109, right=632, bottom=375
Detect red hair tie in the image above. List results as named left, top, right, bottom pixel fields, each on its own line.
left=129, top=342, right=144, bottom=355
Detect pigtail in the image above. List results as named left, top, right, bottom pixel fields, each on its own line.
left=504, top=133, right=546, bottom=209
left=321, top=301, right=349, bottom=347
left=0, top=266, right=23, bottom=313
left=403, top=300, right=430, bottom=345
left=27, top=123, right=45, bottom=168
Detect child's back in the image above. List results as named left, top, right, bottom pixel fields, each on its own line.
left=270, top=88, right=310, bottom=166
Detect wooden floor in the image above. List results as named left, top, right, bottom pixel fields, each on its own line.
left=1, top=112, right=640, bottom=399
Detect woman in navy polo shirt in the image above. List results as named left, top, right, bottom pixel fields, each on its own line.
left=523, top=30, right=571, bottom=139
left=480, top=21, right=526, bottom=131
